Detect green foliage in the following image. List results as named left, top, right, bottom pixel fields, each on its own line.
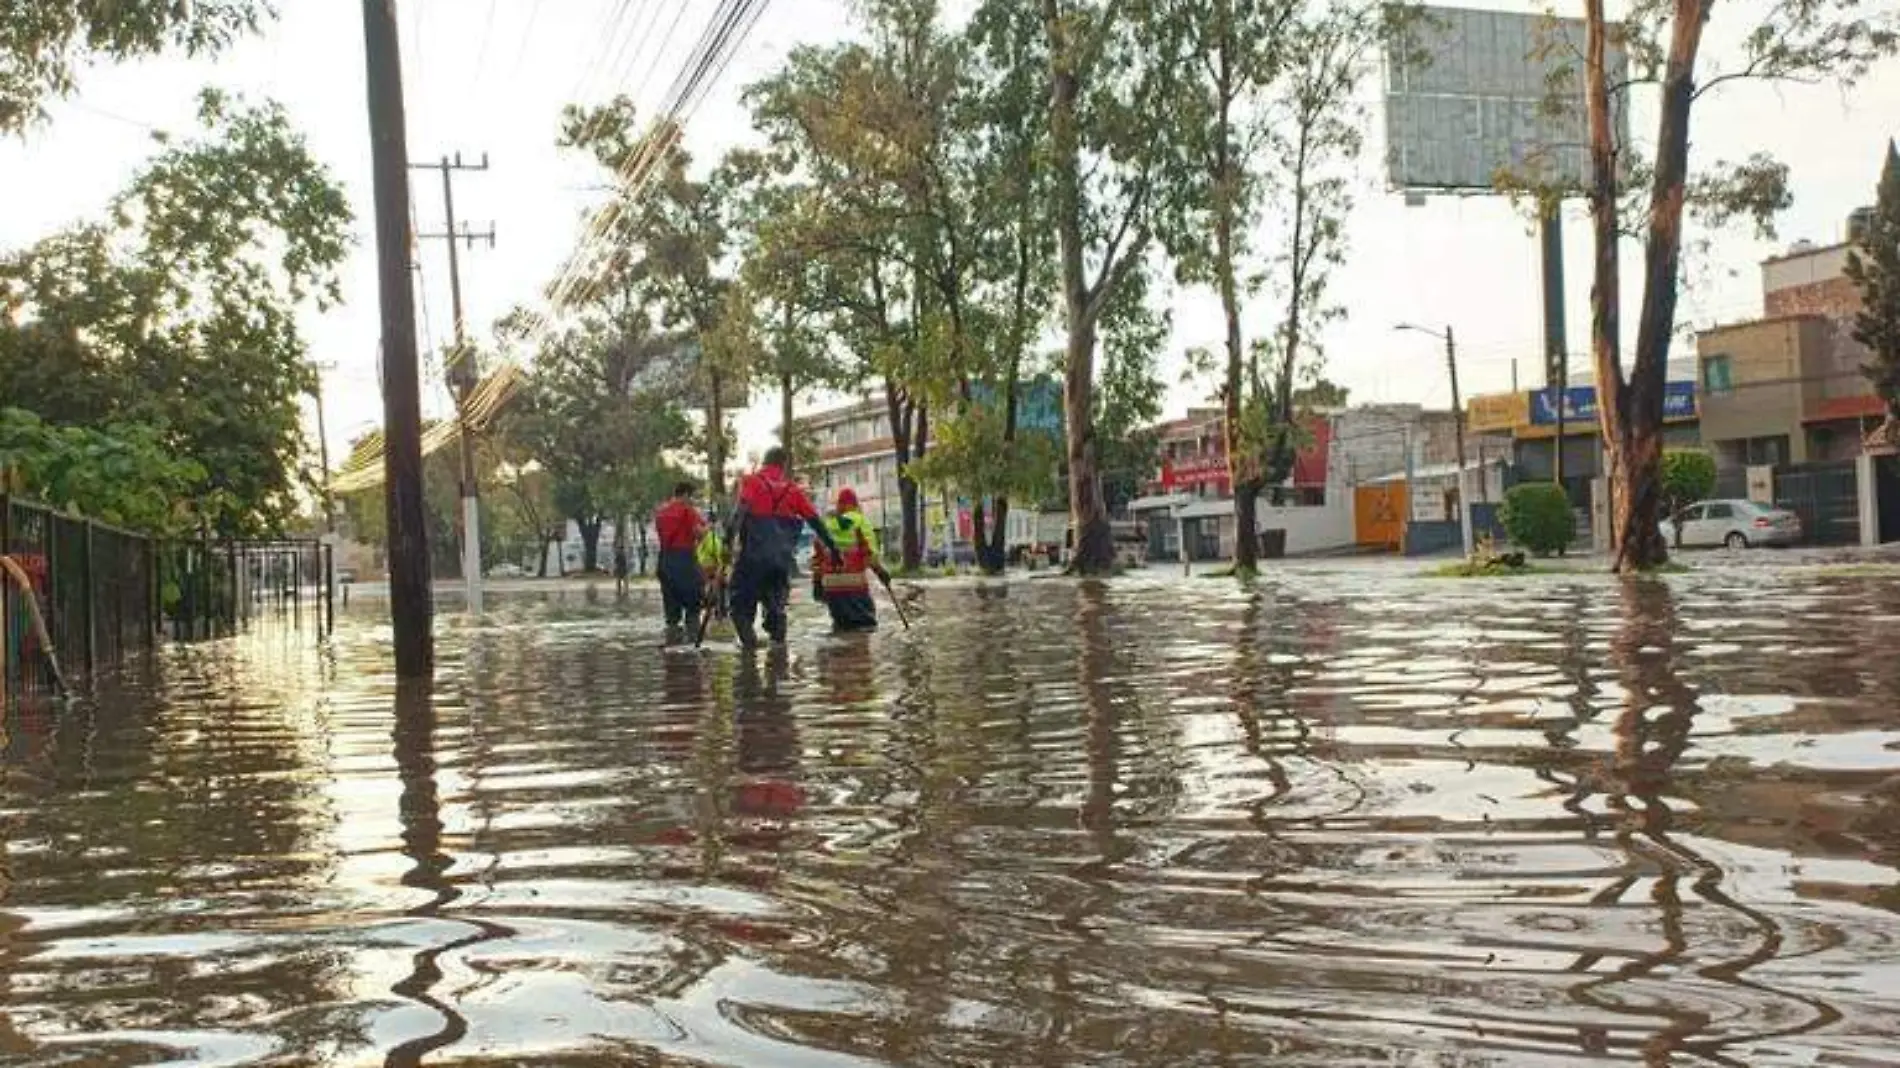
left=0, top=407, right=204, bottom=533
left=1846, top=141, right=1900, bottom=418
left=1500, top=482, right=1575, bottom=557
left=500, top=312, right=694, bottom=568
left=0, top=91, right=352, bottom=536
left=1659, top=449, right=1717, bottom=516
left=0, top=1, right=269, bottom=132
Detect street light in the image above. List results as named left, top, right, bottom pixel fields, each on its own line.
left=1394, top=323, right=1472, bottom=557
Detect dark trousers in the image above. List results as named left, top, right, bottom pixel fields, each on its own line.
left=729, top=555, right=791, bottom=642
left=825, top=591, right=878, bottom=632
left=657, top=549, right=701, bottom=627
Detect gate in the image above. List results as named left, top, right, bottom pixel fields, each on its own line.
left=1774, top=460, right=1860, bottom=545
left=1878, top=455, right=1900, bottom=543
left=1354, top=483, right=1407, bottom=550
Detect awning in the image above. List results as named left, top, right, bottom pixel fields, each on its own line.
left=1126, top=493, right=1193, bottom=513
left=1365, top=457, right=1504, bottom=485
left=1176, top=499, right=1236, bottom=520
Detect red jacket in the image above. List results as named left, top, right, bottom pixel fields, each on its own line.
left=654, top=498, right=706, bottom=551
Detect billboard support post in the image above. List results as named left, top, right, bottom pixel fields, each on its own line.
left=1542, top=201, right=1568, bottom=489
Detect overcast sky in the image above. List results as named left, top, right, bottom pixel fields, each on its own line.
left=2, top=0, right=1895, bottom=469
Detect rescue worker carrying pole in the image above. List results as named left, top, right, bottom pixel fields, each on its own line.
left=811, top=487, right=890, bottom=632
left=723, top=447, right=841, bottom=649
left=654, top=480, right=708, bottom=645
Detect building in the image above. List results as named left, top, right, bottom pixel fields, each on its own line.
left=1464, top=364, right=1702, bottom=505
left=1694, top=223, right=1888, bottom=467
left=795, top=381, right=1066, bottom=558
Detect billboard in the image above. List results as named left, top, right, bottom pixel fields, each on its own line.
left=1528, top=382, right=1697, bottom=426
left=628, top=337, right=749, bottom=411
left=969, top=377, right=1063, bottom=433
left=1385, top=6, right=1629, bottom=192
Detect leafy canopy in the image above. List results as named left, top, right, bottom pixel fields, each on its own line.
left=0, top=90, right=352, bottom=536
left=0, top=1, right=271, bottom=133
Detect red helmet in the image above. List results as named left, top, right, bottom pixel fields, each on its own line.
left=835, top=487, right=859, bottom=512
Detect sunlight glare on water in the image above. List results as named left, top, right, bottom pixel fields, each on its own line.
left=3, top=563, right=1899, bottom=1066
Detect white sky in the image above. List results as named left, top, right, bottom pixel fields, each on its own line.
left=2, top=0, right=1895, bottom=470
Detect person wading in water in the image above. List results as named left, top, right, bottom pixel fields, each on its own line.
left=723, top=447, right=841, bottom=649
left=654, top=481, right=708, bottom=645
left=811, top=487, right=889, bottom=632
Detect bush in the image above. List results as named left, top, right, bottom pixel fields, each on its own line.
left=1500, top=482, right=1575, bottom=556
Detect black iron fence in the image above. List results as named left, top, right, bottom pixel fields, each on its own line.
left=3, top=495, right=334, bottom=697
left=1775, top=460, right=1862, bottom=547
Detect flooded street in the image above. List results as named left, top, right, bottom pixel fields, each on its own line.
left=4, top=563, right=1900, bottom=1066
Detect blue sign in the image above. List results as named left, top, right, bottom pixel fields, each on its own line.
left=1529, top=382, right=1696, bottom=426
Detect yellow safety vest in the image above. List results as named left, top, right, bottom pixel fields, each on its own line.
left=818, top=511, right=878, bottom=595
left=695, top=529, right=726, bottom=571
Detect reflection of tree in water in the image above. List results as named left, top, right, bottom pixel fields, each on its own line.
left=385, top=680, right=514, bottom=1068
left=1565, top=579, right=1839, bottom=1064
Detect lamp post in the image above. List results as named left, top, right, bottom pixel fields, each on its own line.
left=1396, top=323, right=1472, bottom=557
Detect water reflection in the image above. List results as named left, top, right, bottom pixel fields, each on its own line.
left=0, top=565, right=1897, bottom=1065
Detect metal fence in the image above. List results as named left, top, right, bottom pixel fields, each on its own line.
left=3, top=495, right=334, bottom=697
left=1775, top=460, right=1862, bottom=546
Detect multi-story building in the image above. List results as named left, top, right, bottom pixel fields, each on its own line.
left=1695, top=218, right=1888, bottom=467
left=795, top=381, right=1066, bottom=558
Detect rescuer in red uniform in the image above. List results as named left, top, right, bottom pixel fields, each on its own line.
left=653, top=480, right=708, bottom=644
left=723, top=447, right=841, bottom=648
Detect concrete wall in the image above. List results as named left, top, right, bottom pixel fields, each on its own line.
left=1697, top=318, right=1811, bottom=463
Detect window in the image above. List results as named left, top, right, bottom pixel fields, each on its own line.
left=1703, top=354, right=1733, bottom=394
left=1705, top=503, right=1734, bottom=520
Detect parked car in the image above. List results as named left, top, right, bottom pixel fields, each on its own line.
left=488, top=562, right=526, bottom=578
left=924, top=543, right=978, bottom=568
left=1660, top=499, right=1802, bottom=549
left=336, top=567, right=356, bottom=584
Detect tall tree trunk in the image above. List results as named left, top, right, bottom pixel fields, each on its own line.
left=1046, top=0, right=1113, bottom=575
left=578, top=517, right=602, bottom=572
left=1586, top=0, right=1704, bottom=571
left=779, top=369, right=796, bottom=476
left=985, top=369, right=1021, bottom=573
left=886, top=379, right=923, bottom=571
left=707, top=367, right=727, bottom=501
left=1214, top=140, right=1260, bottom=573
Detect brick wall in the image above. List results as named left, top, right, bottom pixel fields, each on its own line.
left=1765, top=276, right=1863, bottom=319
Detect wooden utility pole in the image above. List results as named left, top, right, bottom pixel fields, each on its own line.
left=360, top=0, right=433, bottom=678
left=413, top=153, right=494, bottom=613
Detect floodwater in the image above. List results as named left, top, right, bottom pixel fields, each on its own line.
left=4, top=563, right=1900, bottom=1067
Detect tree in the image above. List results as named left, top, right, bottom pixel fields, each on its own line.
left=1577, top=0, right=1898, bottom=570
left=0, top=407, right=203, bottom=534
left=0, top=1, right=268, bottom=132
left=1032, top=0, right=1194, bottom=573
left=723, top=148, right=848, bottom=474
left=1846, top=140, right=1900, bottom=427
left=0, top=90, right=352, bottom=536
left=1172, top=0, right=1385, bottom=576
left=744, top=33, right=946, bottom=568
left=503, top=312, right=692, bottom=573
left=1658, top=448, right=1716, bottom=547
left=560, top=99, right=743, bottom=498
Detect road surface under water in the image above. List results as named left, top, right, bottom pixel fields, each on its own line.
left=3, top=563, right=1899, bottom=1066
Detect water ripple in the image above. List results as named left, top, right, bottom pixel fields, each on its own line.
left=3, top=563, right=1898, bottom=1065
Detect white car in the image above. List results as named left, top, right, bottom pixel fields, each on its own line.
left=1660, top=499, right=1802, bottom=549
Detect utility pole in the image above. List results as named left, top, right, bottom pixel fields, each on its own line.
left=413, top=153, right=495, bottom=613
left=1443, top=325, right=1473, bottom=557
left=360, top=0, right=432, bottom=678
